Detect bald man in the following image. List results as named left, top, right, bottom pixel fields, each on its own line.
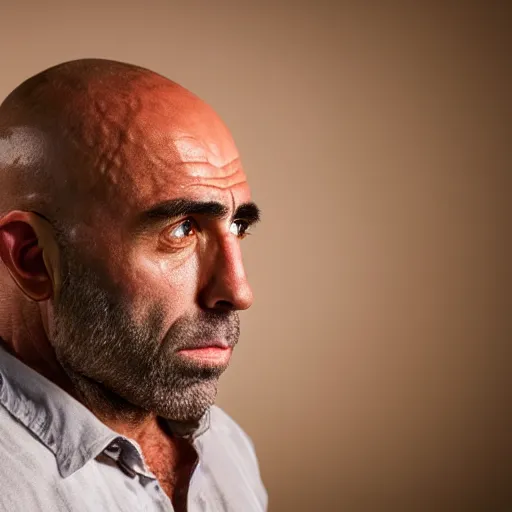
left=0, top=59, right=267, bottom=512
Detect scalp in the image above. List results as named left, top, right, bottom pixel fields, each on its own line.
left=0, top=58, right=240, bottom=242
left=0, top=59, right=195, bottom=222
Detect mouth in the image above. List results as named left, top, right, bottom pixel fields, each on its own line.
left=176, top=339, right=233, bottom=366
left=177, top=346, right=233, bottom=365
left=178, top=338, right=230, bottom=350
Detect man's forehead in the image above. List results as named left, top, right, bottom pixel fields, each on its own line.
left=172, top=157, right=246, bottom=184
left=96, top=151, right=251, bottom=223
left=69, top=85, right=249, bottom=216
left=135, top=163, right=251, bottom=213
left=109, top=148, right=249, bottom=204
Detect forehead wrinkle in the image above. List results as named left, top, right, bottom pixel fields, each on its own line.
left=59, top=88, right=242, bottom=220
left=179, top=180, right=249, bottom=194
left=173, top=161, right=245, bottom=181
left=99, top=151, right=245, bottom=209
left=183, top=174, right=248, bottom=191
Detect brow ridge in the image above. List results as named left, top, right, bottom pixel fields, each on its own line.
left=138, top=198, right=260, bottom=228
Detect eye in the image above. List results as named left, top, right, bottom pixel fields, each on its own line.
left=230, top=219, right=251, bottom=239
left=169, top=219, right=196, bottom=239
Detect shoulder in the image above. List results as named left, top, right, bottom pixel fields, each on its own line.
left=0, top=406, right=59, bottom=510
left=0, top=404, right=56, bottom=472
left=208, top=405, right=259, bottom=463
left=204, top=405, right=268, bottom=508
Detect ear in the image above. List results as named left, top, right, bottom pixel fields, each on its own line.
left=0, top=210, right=60, bottom=302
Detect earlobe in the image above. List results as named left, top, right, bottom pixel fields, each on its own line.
left=0, top=211, right=55, bottom=302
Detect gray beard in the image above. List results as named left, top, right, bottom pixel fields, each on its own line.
left=51, top=242, right=239, bottom=425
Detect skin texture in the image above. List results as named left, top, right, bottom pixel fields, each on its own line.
left=0, top=59, right=259, bottom=508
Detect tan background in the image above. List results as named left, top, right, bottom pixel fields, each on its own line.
left=0, top=1, right=510, bottom=510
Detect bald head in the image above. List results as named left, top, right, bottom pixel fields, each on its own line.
left=0, top=60, right=146, bottom=212
left=0, top=58, right=236, bottom=227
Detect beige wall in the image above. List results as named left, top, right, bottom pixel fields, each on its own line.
left=0, top=1, right=509, bottom=510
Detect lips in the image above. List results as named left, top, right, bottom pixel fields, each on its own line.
left=177, top=339, right=231, bottom=351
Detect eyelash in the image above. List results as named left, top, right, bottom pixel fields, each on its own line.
left=166, top=218, right=252, bottom=241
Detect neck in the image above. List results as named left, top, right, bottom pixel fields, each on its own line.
left=69, top=371, right=203, bottom=444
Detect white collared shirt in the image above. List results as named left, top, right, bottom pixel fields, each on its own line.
left=0, top=346, right=267, bottom=511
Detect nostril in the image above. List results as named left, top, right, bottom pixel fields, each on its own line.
left=214, top=300, right=234, bottom=312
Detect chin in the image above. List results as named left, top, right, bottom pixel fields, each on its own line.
left=148, top=378, right=219, bottom=423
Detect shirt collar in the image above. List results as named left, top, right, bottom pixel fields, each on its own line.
left=0, top=344, right=210, bottom=478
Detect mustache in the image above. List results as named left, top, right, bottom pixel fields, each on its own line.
left=163, top=310, right=240, bottom=352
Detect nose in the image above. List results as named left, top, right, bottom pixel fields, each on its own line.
left=199, top=235, right=253, bottom=312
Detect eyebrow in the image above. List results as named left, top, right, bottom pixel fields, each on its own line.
left=137, top=198, right=261, bottom=229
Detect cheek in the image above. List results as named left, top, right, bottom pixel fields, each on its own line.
left=119, top=250, right=201, bottom=324
left=82, top=225, right=202, bottom=324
